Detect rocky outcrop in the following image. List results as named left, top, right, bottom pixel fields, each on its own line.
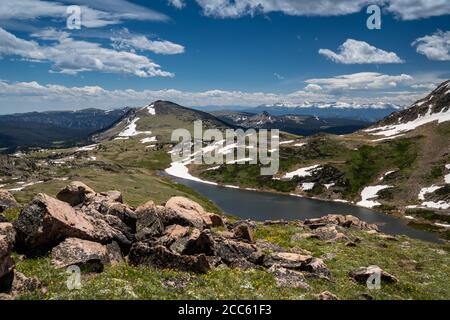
left=13, top=193, right=125, bottom=253
left=0, top=189, right=19, bottom=213
left=268, top=265, right=310, bottom=289
left=304, top=214, right=378, bottom=231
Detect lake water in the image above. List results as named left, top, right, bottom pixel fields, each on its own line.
left=171, top=177, right=441, bottom=243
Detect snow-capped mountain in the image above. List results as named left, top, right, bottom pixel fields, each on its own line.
left=247, top=102, right=401, bottom=122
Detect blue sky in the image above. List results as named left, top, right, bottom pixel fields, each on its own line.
left=0, top=0, right=449, bottom=113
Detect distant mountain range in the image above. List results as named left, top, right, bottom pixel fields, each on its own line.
left=0, top=108, right=130, bottom=152
left=212, top=110, right=371, bottom=136
left=194, top=102, right=401, bottom=122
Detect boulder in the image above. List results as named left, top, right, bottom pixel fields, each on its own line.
left=213, top=238, right=261, bottom=265
left=302, top=258, right=332, bottom=280
left=51, top=238, right=111, bottom=272
left=0, top=214, right=6, bottom=223
left=349, top=265, right=398, bottom=284
left=100, top=191, right=123, bottom=203
left=233, top=224, right=254, bottom=243
left=0, top=235, right=14, bottom=293
left=158, top=224, right=189, bottom=246
left=135, top=201, right=164, bottom=241
left=263, top=252, right=312, bottom=269
left=106, top=241, right=124, bottom=265
left=268, top=265, right=310, bottom=289
left=0, top=223, right=16, bottom=246
left=0, top=189, right=20, bottom=213
left=170, top=229, right=215, bottom=256
left=163, top=197, right=212, bottom=229
left=100, top=202, right=137, bottom=232
left=13, top=194, right=123, bottom=253
left=129, top=243, right=210, bottom=274
left=318, top=291, right=338, bottom=300
left=305, top=215, right=378, bottom=231
left=9, top=271, right=41, bottom=295
left=56, top=181, right=95, bottom=206
left=209, top=213, right=224, bottom=227
left=310, top=225, right=348, bottom=242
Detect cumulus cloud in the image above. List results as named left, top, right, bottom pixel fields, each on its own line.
left=0, top=0, right=169, bottom=28
left=189, top=0, right=449, bottom=20
left=0, top=74, right=431, bottom=113
left=412, top=30, right=450, bottom=61
left=305, top=72, right=413, bottom=91
left=168, top=0, right=186, bottom=9
left=111, top=29, right=185, bottom=55
left=319, top=39, right=404, bottom=64
left=0, top=27, right=174, bottom=77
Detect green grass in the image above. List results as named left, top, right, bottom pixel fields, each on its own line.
left=13, top=222, right=450, bottom=300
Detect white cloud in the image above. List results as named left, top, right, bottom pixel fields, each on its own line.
left=168, top=0, right=186, bottom=9
left=305, top=72, right=413, bottom=91
left=385, top=0, right=450, bottom=20
left=412, top=30, right=450, bottom=61
left=304, top=84, right=322, bottom=92
left=190, top=0, right=450, bottom=20
left=319, top=39, right=404, bottom=64
left=111, top=29, right=185, bottom=55
left=0, top=0, right=169, bottom=28
left=0, top=27, right=174, bottom=77
left=0, top=75, right=432, bottom=113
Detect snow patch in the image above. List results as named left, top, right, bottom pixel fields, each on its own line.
left=357, top=185, right=392, bottom=208
left=283, top=165, right=321, bottom=180
left=301, top=182, right=315, bottom=191
left=365, top=107, right=450, bottom=137
left=76, top=144, right=98, bottom=152
left=418, top=185, right=442, bottom=200
left=141, top=136, right=157, bottom=144
left=118, top=117, right=152, bottom=137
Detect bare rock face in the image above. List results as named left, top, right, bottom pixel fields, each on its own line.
left=0, top=189, right=20, bottom=213
left=13, top=194, right=121, bottom=253
left=129, top=243, right=210, bottom=274
left=51, top=238, right=113, bottom=272
left=56, top=181, right=95, bottom=207
left=268, top=265, right=310, bottom=289
left=163, top=196, right=212, bottom=229
left=349, top=265, right=398, bottom=284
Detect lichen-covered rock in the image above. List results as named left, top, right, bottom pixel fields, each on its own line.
left=135, top=201, right=164, bottom=241
left=56, top=181, right=95, bottom=206
left=0, top=223, right=15, bottom=246
left=129, top=243, right=210, bottom=274
left=100, top=190, right=123, bottom=203
left=0, top=189, right=20, bottom=213
left=13, top=194, right=124, bottom=253
left=163, top=196, right=212, bottom=229
left=349, top=265, right=398, bottom=284
left=51, top=238, right=111, bottom=272
left=268, top=265, right=310, bottom=289
left=263, top=252, right=312, bottom=269
left=170, top=229, right=215, bottom=256
left=305, top=214, right=378, bottom=231
left=232, top=223, right=254, bottom=243
left=0, top=235, right=14, bottom=293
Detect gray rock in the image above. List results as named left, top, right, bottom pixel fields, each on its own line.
left=349, top=265, right=398, bottom=284
left=268, top=265, right=310, bottom=289
left=129, top=243, right=210, bottom=274
left=56, top=181, right=95, bottom=206
left=0, top=189, right=20, bottom=213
